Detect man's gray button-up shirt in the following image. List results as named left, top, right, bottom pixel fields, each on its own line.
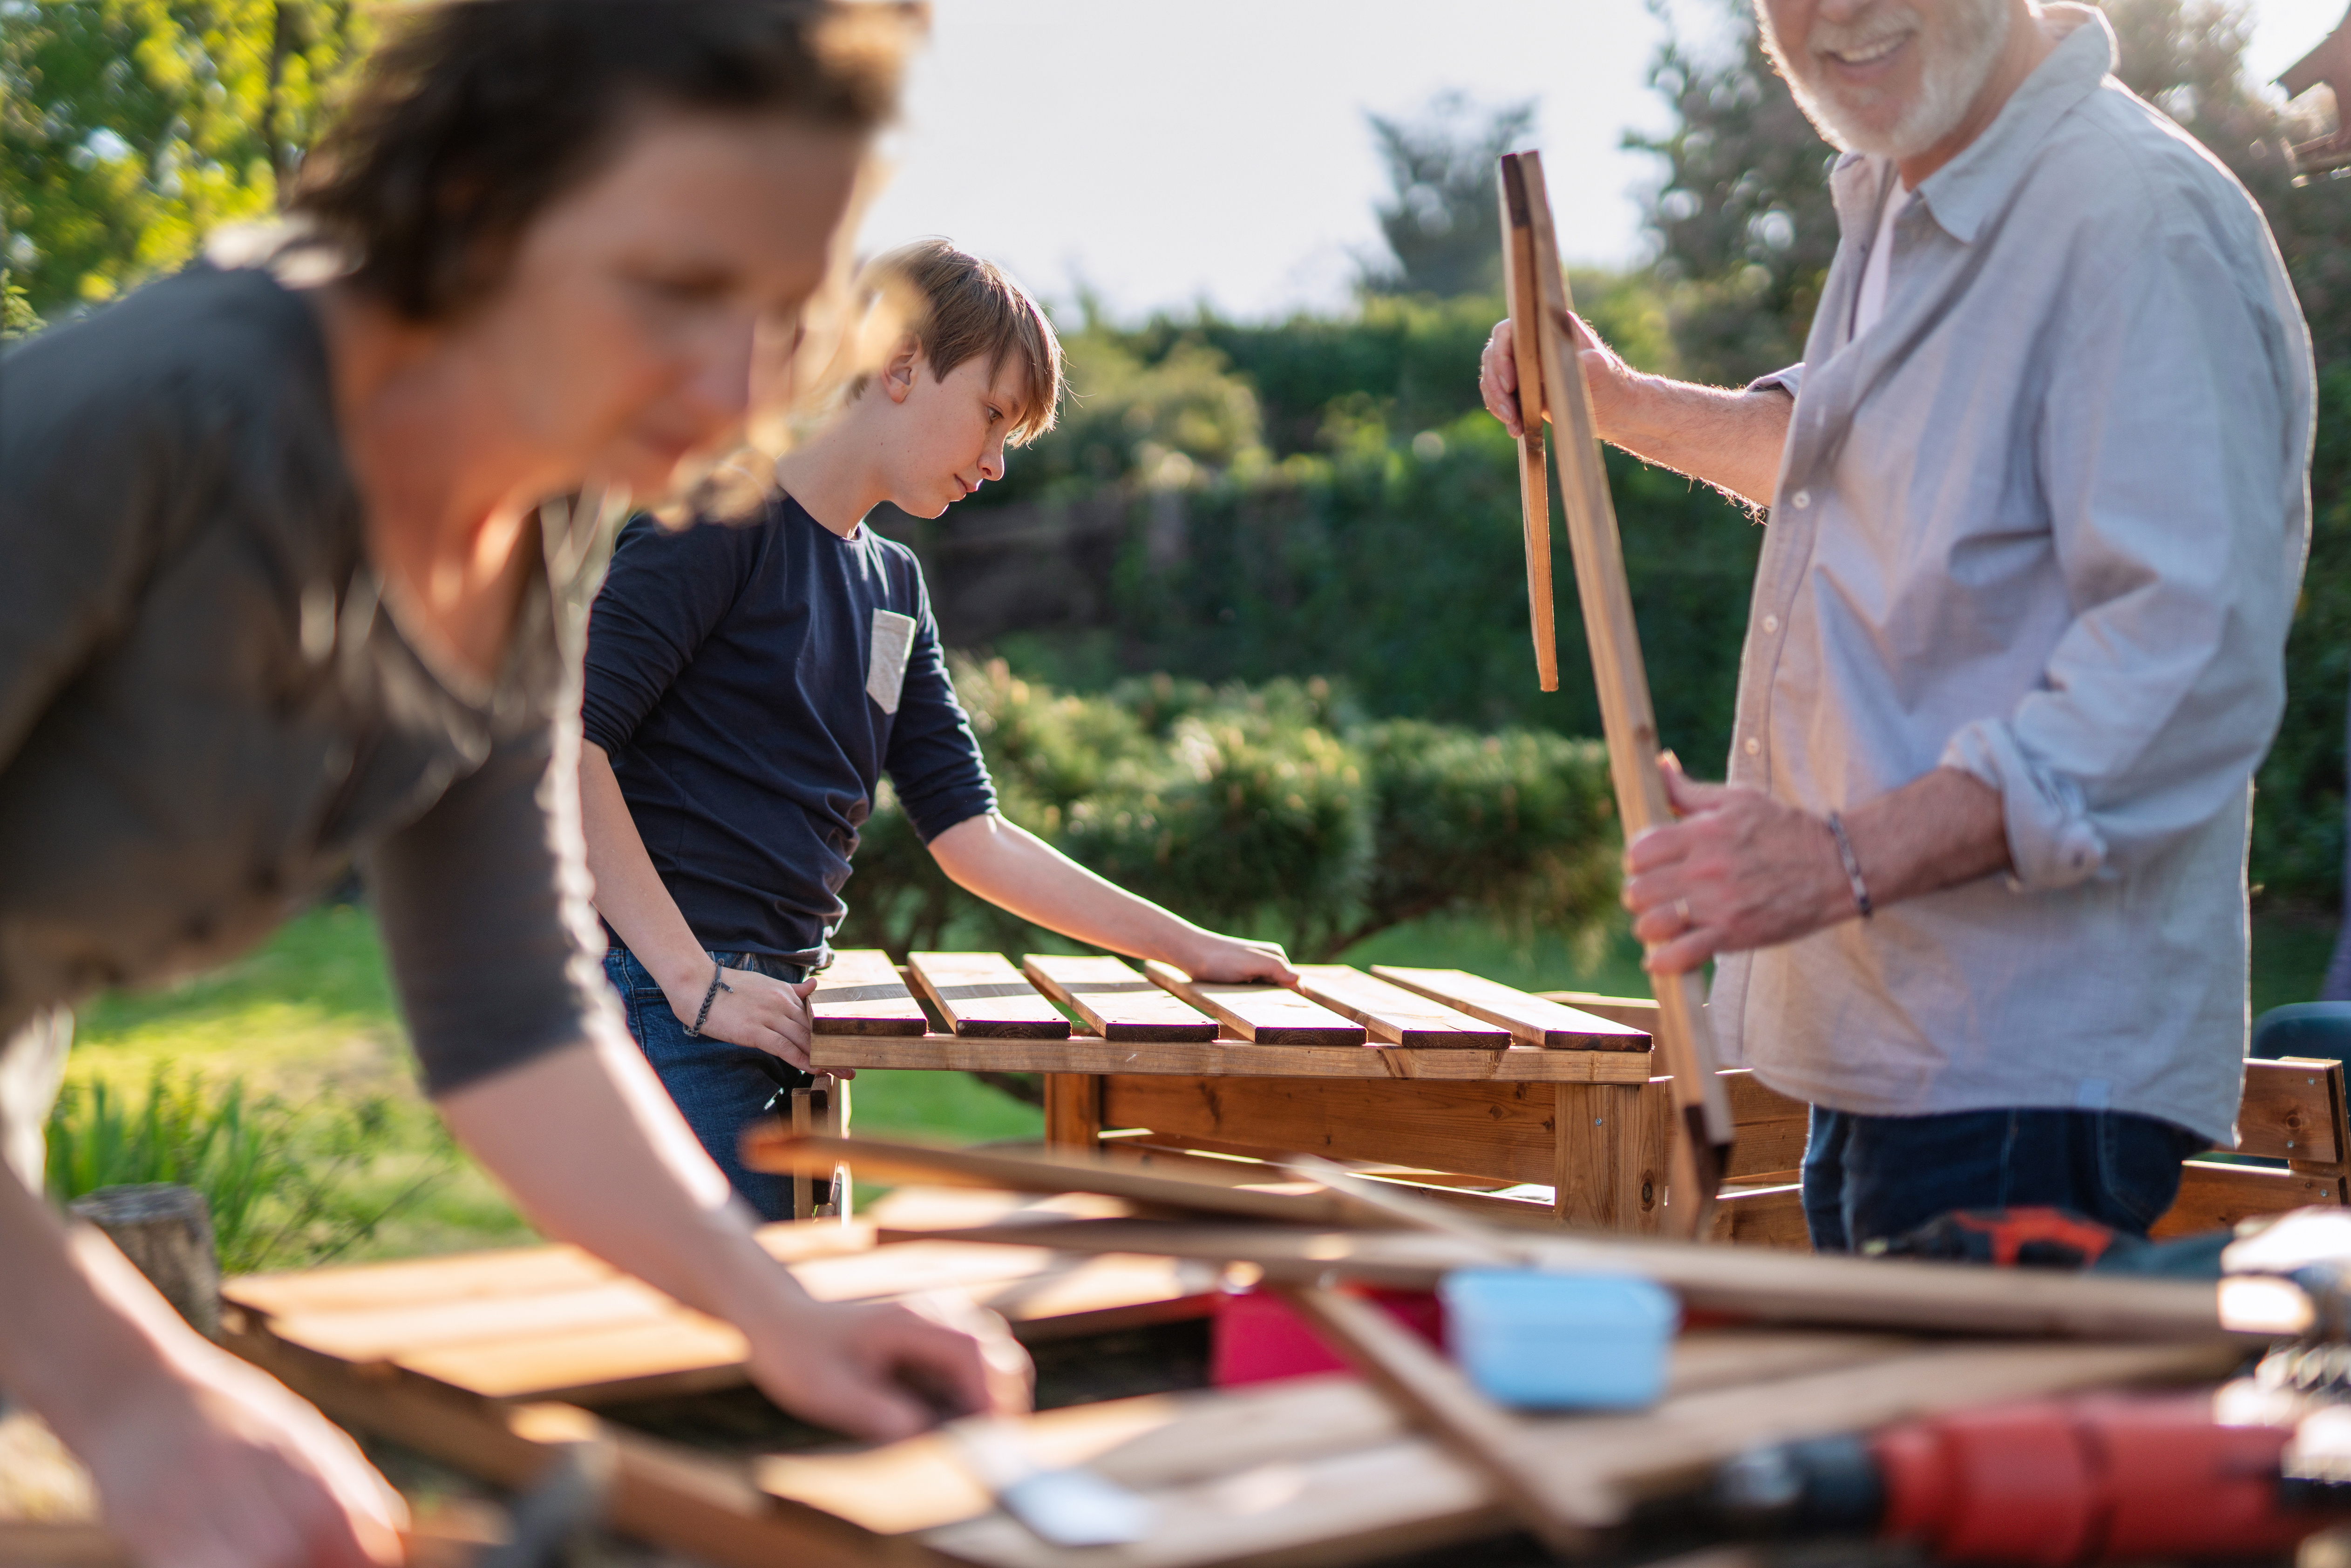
left=1710, top=4, right=2315, bottom=1146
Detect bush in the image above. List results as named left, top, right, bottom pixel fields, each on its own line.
left=835, top=661, right=1619, bottom=964
left=47, top=1070, right=454, bottom=1275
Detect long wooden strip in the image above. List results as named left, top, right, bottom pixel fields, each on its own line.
left=1023, top=953, right=1217, bottom=1041
left=1290, top=966, right=1510, bottom=1048
left=809, top=948, right=929, bottom=1036
left=907, top=951, right=1072, bottom=1039
left=742, top=1133, right=1373, bottom=1226
left=1142, top=960, right=1366, bottom=1045
left=809, top=1033, right=1654, bottom=1083
left=1371, top=966, right=1649, bottom=1050
left=1503, top=149, right=1736, bottom=1235
left=1498, top=160, right=1560, bottom=692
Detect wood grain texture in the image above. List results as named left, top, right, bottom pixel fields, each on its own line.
left=1710, top=1184, right=1812, bottom=1250
left=1553, top=1082, right=1669, bottom=1233
left=1497, top=159, right=1560, bottom=693
left=1102, top=1074, right=1563, bottom=1186
left=1373, top=967, right=1648, bottom=1050
left=1023, top=954, right=1217, bottom=1041
left=1502, top=149, right=1736, bottom=1228
left=1291, top=966, right=1511, bottom=1047
left=1536, top=991, right=1661, bottom=1031
left=808, top=948, right=929, bottom=1036
left=907, top=951, right=1071, bottom=1039
left=1142, top=960, right=1367, bottom=1045
left=808, top=1032, right=1653, bottom=1083
left=2235, top=1056, right=2346, bottom=1164
left=1043, top=1072, right=1103, bottom=1152
left=2154, top=1160, right=2347, bottom=1239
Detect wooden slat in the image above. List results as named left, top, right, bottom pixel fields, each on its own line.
left=1371, top=967, right=1648, bottom=1050
left=1291, top=966, right=1510, bottom=1048
left=1143, top=960, right=1366, bottom=1045
left=808, top=948, right=929, bottom=1036
left=2153, top=1160, right=2347, bottom=1239
left=2236, top=1057, right=2345, bottom=1163
left=809, top=1032, right=1654, bottom=1083
left=1504, top=148, right=1736, bottom=1233
left=1104, top=1074, right=1563, bottom=1187
left=1497, top=154, right=1560, bottom=694
left=907, top=951, right=1071, bottom=1039
left=1023, top=953, right=1216, bottom=1041
left=1536, top=991, right=1660, bottom=1032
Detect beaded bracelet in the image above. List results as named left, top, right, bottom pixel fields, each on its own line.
left=686, top=961, right=734, bottom=1037
left=1825, top=811, right=1874, bottom=920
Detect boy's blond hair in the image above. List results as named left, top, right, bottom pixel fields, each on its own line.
left=857, top=239, right=1062, bottom=444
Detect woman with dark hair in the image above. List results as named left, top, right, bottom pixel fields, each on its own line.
left=0, top=4, right=1021, bottom=1563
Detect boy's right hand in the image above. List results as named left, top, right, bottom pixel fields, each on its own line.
left=667, top=968, right=833, bottom=1074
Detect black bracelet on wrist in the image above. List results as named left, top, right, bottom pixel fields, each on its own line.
left=686, top=960, right=733, bottom=1037
left=1825, top=811, right=1873, bottom=920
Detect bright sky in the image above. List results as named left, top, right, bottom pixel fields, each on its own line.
left=855, top=0, right=2350, bottom=322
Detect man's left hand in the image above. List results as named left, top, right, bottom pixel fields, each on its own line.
left=1621, top=761, right=1853, bottom=974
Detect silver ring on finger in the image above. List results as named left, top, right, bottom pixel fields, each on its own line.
left=1674, top=897, right=1692, bottom=930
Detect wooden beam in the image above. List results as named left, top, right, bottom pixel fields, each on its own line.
left=1142, top=961, right=1366, bottom=1045
left=907, top=952, right=1072, bottom=1039
left=1372, top=966, right=1649, bottom=1049
left=1497, top=158, right=1560, bottom=692
left=808, top=1031, right=1653, bottom=1083
left=1022, top=954, right=1217, bottom=1041
left=1291, top=966, right=1512, bottom=1047
left=1042, top=1073, right=1103, bottom=1153
left=809, top=949, right=929, bottom=1036
left=1501, top=148, right=1736, bottom=1237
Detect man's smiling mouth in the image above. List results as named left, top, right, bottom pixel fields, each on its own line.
left=1825, top=33, right=1909, bottom=68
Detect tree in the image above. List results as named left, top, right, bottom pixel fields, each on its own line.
left=1363, top=91, right=1537, bottom=299
left=1, top=0, right=372, bottom=317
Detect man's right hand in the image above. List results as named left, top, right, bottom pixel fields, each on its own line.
left=665, top=963, right=827, bottom=1073
left=78, top=1348, right=406, bottom=1568
left=1479, top=310, right=1643, bottom=443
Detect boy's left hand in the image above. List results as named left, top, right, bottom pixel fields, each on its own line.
left=1178, top=935, right=1296, bottom=985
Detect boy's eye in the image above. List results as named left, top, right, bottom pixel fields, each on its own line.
left=986, top=406, right=1005, bottom=423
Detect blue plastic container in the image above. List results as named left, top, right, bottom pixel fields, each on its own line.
left=1438, top=1269, right=1677, bottom=1411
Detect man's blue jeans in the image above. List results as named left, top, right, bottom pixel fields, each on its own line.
left=604, top=943, right=811, bottom=1222
left=1801, top=1104, right=2208, bottom=1254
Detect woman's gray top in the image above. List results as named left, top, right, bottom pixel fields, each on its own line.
left=0, top=260, right=614, bottom=1093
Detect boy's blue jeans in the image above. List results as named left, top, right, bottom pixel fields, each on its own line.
left=1801, top=1103, right=2208, bottom=1254
left=604, top=943, right=812, bottom=1222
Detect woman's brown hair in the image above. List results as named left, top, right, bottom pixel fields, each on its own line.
left=289, top=0, right=923, bottom=321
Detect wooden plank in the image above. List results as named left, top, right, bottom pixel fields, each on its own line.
left=809, top=1032, right=1654, bottom=1083
left=2236, top=1056, right=2344, bottom=1163
left=1710, top=1184, right=1812, bottom=1250
left=907, top=951, right=1071, bottom=1039
left=1102, top=1074, right=1562, bottom=1186
left=920, top=1216, right=2248, bottom=1343
left=1503, top=148, right=1736, bottom=1235
left=2153, top=1160, right=2347, bottom=1239
left=1271, top=1283, right=1602, bottom=1553
left=1553, top=1081, right=1669, bottom=1233
left=1291, top=966, right=1511, bottom=1048
left=808, top=947, right=929, bottom=1036
left=1536, top=991, right=1660, bottom=1032
left=1498, top=156, right=1560, bottom=693
left=1143, top=960, right=1366, bottom=1045
left=1043, top=1072, right=1103, bottom=1152
left=1371, top=966, right=1649, bottom=1050
left=1024, top=954, right=1217, bottom=1041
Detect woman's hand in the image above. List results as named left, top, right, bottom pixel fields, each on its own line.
left=1177, top=933, right=1296, bottom=985
left=665, top=966, right=838, bottom=1075
left=742, top=1296, right=1032, bottom=1440
left=75, top=1349, right=406, bottom=1568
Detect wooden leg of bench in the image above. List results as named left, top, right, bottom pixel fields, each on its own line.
left=1044, top=1072, right=1103, bottom=1154
left=1554, top=1082, right=1665, bottom=1233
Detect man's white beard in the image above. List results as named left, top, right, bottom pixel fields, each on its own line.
left=1760, top=0, right=2012, bottom=159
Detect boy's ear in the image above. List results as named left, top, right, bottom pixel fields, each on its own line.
left=882, top=336, right=923, bottom=405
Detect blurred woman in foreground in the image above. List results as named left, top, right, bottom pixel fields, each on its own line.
left=0, top=3, right=1023, bottom=1563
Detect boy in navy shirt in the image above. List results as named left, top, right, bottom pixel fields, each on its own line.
left=580, top=241, right=1291, bottom=1216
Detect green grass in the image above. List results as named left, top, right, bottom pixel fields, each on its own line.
left=59, top=899, right=2343, bottom=1265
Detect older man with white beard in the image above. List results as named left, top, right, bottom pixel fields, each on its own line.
left=1481, top=0, right=2314, bottom=1252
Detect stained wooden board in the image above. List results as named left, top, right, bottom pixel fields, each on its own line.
left=1023, top=953, right=1217, bottom=1042
left=1291, top=966, right=1511, bottom=1048
left=809, top=947, right=929, bottom=1036
left=907, top=951, right=1071, bottom=1039
left=1143, top=960, right=1366, bottom=1045
left=808, top=1032, right=1653, bottom=1083
left=2235, top=1056, right=2346, bottom=1163
left=1371, top=966, right=1649, bottom=1050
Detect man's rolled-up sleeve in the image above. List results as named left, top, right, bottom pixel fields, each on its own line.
left=1940, top=216, right=2310, bottom=889
left=366, top=709, right=622, bottom=1095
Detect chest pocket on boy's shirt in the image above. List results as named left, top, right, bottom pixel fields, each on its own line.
left=866, top=609, right=918, bottom=714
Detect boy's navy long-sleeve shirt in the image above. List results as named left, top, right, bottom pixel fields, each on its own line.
left=580, top=497, right=996, bottom=964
